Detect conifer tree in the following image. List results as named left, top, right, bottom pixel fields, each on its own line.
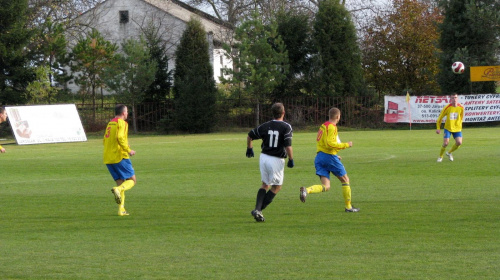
left=173, top=18, right=217, bottom=133
left=222, top=10, right=288, bottom=126
left=0, top=0, right=35, bottom=104
left=313, top=0, right=365, bottom=97
left=34, top=18, right=70, bottom=101
left=143, top=26, right=172, bottom=102
left=274, top=10, right=314, bottom=98
left=104, top=38, right=156, bottom=133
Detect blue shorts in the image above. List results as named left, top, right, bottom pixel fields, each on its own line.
left=314, top=152, right=347, bottom=179
left=106, top=159, right=135, bottom=181
left=443, top=129, right=462, bottom=139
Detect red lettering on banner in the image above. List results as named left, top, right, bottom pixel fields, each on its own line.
left=465, top=111, right=500, bottom=116
left=434, top=96, right=450, bottom=103
left=415, top=96, right=449, bottom=104
left=482, top=68, right=500, bottom=80
left=464, top=101, right=485, bottom=105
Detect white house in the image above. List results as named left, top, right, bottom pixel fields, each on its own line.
left=67, top=0, right=233, bottom=92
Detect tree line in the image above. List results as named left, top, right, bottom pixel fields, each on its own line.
left=1, top=0, right=499, bottom=133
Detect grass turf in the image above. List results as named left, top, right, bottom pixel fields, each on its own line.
left=0, top=127, right=499, bottom=279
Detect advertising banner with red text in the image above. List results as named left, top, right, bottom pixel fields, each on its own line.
left=384, top=94, right=500, bottom=123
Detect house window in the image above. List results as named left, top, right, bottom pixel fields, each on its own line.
left=220, top=55, right=223, bottom=65
left=119, top=11, right=129, bottom=24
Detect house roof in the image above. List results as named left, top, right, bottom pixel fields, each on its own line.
left=152, top=0, right=232, bottom=28
left=143, top=0, right=233, bottom=33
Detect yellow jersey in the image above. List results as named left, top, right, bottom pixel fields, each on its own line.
left=436, top=104, right=464, bottom=132
left=316, top=121, right=350, bottom=155
left=103, top=118, right=131, bottom=164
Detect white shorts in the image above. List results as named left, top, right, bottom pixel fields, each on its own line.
left=259, top=153, right=285, bottom=186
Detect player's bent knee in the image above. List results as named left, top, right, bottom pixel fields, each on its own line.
left=127, top=176, right=136, bottom=184
left=337, top=175, right=349, bottom=184
left=272, top=185, right=282, bottom=193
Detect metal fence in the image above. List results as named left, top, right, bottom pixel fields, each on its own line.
left=75, top=96, right=386, bottom=132
left=76, top=103, right=117, bottom=132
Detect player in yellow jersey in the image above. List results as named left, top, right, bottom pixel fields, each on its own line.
left=103, top=104, right=136, bottom=216
left=0, top=107, right=8, bottom=153
left=299, top=107, right=359, bottom=212
left=436, top=93, right=464, bottom=162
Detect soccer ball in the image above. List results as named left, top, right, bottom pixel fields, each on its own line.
left=451, top=61, right=465, bottom=74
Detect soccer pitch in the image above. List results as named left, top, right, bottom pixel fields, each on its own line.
left=0, top=128, right=498, bottom=279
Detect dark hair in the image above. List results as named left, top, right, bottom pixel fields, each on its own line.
left=271, top=103, right=285, bottom=119
left=115, top=104, right=127, bottom=116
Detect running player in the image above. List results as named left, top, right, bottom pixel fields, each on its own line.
left=246, top=103, right=294, bottom=222
left=436, top=93, right=464, bottom=162
left=299, top=107, right=359, bottom=212
left=103, top=104, right=137, bottom=216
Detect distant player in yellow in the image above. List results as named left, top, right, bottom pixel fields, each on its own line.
left=0, top=107, right=7, bottom=153
left=104, top=104, right=136, bottom=216
left=436, top=93, right=464, bottom=162
left=299, top=107, right=359, bottom=212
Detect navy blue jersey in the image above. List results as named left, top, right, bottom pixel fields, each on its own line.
left=248, top=120, right=293, bottom=158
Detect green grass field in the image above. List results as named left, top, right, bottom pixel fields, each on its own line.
left=1, top=127, right=499, bottom=279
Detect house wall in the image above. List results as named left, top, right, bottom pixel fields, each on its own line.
left=67, top=0, right=232, bottom=93
left=214, top=48, right=232, bottom=82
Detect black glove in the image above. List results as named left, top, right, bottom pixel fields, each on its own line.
left=246, top=147, right=254, bottom=158
left=287, top=159, right=294, bottom=168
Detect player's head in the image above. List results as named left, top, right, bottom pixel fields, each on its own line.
left=271, top=103, right=285, bottom=119
left=115, top=104, right=128, bottom=119
left=450, top=93, right=458, bottom=106
left=328, top=107, right=341, bottom=121
left=0, top=107, right=7, bottom=122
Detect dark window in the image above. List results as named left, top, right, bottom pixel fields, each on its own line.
left=119, top=11, right=129, bottom=24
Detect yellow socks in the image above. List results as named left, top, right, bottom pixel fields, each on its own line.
left=439, top=146, right=446, bottom=157
left=306, top=182, right=354, bottom=209
left=448, top=143, right=460, bottom=154
left=121, top=179, right=135, bottom=191
left=118, top=180, right=135, bottom=208
left=120, top=191, right=126, bottom=208
left=441, top=144, right=460, bottom=157
left=306, top=184, right=326, bottom=194
left=342, top=183, right=352, bottom=209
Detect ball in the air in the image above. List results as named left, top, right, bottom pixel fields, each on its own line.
left=451, top=61, right=465, bottom=74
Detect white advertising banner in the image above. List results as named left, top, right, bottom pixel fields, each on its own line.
left=384, top=94, right=500, bottom=123
left=6, top=104, right=87, bottom=145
